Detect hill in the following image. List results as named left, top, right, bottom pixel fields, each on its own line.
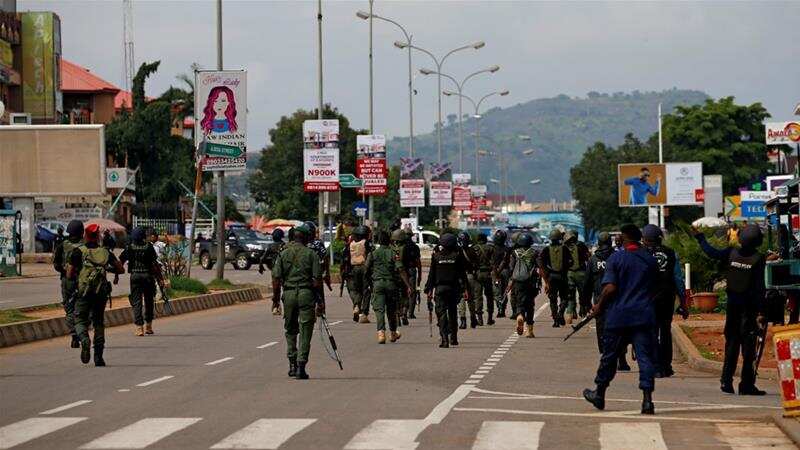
left=387, top=89, right=709, bottom=201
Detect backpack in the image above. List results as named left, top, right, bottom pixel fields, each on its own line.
left=77, top=247, right=111, bottom=298
left=511, top=248, right=536, bottom=282
left=549, top=245, right=564, bottom=273
left=568, top=244, right=582, bottom=271
left=350, top=240, right=367, bottom=266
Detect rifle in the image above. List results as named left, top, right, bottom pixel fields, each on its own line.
left=157, top=278, right=174, bottom=316
left=427, top=289, right=435, bottom=338
left=339, top=270, right=349, bottom=298
left=563, top=311, right=597, bottom=342
left=754, top=318, right=768, bottom=378
left=318, top=315, right=343, bottom=370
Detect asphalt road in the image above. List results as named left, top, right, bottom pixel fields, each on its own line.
left=0, top=264, right=270, bottom=310
left=0, top=288, right=791, bottom=449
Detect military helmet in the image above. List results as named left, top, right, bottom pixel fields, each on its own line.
left=597, top=231, right=612, bottom=247
left=642, top=224, right=663, bottom=241
left=440, top=233, right=458, bottom=250
left=457, top=231, right=471, bottom=247
left=517, top=232, right=533, bottom=248
left=493, top=229, right=507, bottom=245
left=739, top=224, right=763, bottom=250
left=549, top=229, right=563, bottom=241
left=391, top=229, right=406, bottom=242
left=272, top=228, right=285, bottom=241
left=303, top=221, right=317, bottom=237
left=564, top=229, right=577, bottom=242
left=294, top=224, right=310, bottom=237
left=66, top=220, right=84, bottom=239
left=476, top=233, right=488, bottom=244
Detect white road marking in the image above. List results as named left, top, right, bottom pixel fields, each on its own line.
left=40, top=400, right=92, bottom=415
left=716, top=423, right=796, bottom=449
left=329, top=320, right=343, bottom=326
left=483, top=362, right=497, bottom=366
left=211, top=418, right=316, bottom=449
left=465, top=380, right=480, bottom=384
left=135, top=375, right=174, bottom=387
left=344, top=419, right=428, bottom=450
left=0, top=417, right=87, bottom=449
left=487, top=358, right=500, bottom=362
left=453, top=407, right=755, bottom=424
left=469, top=375, right=485, bottom=379
left=206, top=357, right=235, bottom=366
left=475, top=370, right=490, bottom=374
left=257, top=342, right=278, bottom=349
left=599, top=423, right=667, bottom=450
left=478, top=366, right=492, bottom=370
left=80, top=418, right=202, bottom=449
left=117, top=389, right=130, bottom=393
left=472, top=421, right=543, bottom=450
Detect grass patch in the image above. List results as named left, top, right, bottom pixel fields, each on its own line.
left=0, top=309, right=36, bottom=324
left=168, top=276, right=208, bottom=297
left=207, top=278, right=237, bottom=290
left=167, top=290, right=202, bottom=299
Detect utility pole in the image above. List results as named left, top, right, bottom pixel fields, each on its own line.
left=367, top=0, right=374, bottom=225
left=317, top=0, right=324, bottom=230
left=214, top=0, right=226, bottom=281
left=658, top=102, right=665, bottom=229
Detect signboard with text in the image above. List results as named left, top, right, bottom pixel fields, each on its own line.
left=617, top=162, right=703, bottom=207
left=195, top=70, right=247, bottom=171
left=400, top=157, right=425, bottom=208
left=303, top=120, right=340, bottom=192
left=740, top=190, right=772, bottom=218
left=429, top=162, right=453, bottom=207
left=766, top=122, right=800, bottom=146
left=356, top=135, right=387, bottom=196
left=453, top=185, right=471, bottom=210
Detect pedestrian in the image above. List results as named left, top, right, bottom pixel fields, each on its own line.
left=341, top=226, right=370, bottom=322
left=641, top=224, right=688, bottom=378
left=539, top=229, right=571, bottom=327
left=305, top=221, right=332, bottom=314
left=564, top=230, right=591, bottom=321
left=425, top=233, right=471, bottom=348
left=507, top=232, right=539, bottom=337
left=365, top=230, right=412, bottom=344
left=693, top=224, right=768, bottom=395
left=474, top=233, right=496, bottom=326
left=120, top=227, right=167, bottom=336
left=259, top=228, right=286, bottom=315
left=52, top=219, right=84, bottom=349
left=583, top=224, right=659, bottom=415
left=68, top=223, right=125, bottom=366
left=491, top=230, right=511, bottom=318
left=584, top=232, right=631, bottom=371
left=148, top=229, right=166, bottom=262
left=457, top=231, right=480, bottom=329
left=272, top=224, right=323, bottom=380
left=402, top=228, right=422, bottom=320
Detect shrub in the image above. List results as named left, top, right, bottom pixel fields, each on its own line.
left=169, top=276, right=208, bottom=294
left=207, top=278, right=236, bottom=290
left=665, top=229, right=727, bottom=292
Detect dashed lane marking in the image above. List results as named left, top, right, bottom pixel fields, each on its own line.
left=205, top=357, right=235, bottom=366
left=135, top=375, right=174, bottom=387
left=257, top=342, right=278, bottom=349
left=39, top=400, right=92, bottom=415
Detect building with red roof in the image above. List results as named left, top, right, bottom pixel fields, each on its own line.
left=60, top=58, right=121, bottom=124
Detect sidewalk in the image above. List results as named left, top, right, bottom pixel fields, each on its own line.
left=0, top=263, right=59, bottom=281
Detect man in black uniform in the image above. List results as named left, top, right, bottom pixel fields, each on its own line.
left=539, top=229, right=571, bottom=327
left=642, top=224, right=688, bottom=378
left=402, top=228, right=422, bottom=319
left=474, top=233, right=496, bottom=326
left=120, top=227, right=167, bottom=336
left=425, top=233, right=471, bottom=348
left=694, top=224, right=768, bottom=395
left=491, top=230, right=510, bottom=318
left=457, top=231, right=480, bottom=329
left=53, top=220, right=84, bottom=348
left=259, top=228, right=286, bottom=315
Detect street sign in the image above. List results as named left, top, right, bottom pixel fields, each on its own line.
left=206, top=142, right=244, bottom=158
left=339, top=173, right=363, bottom=188
left=352, top=200, right=368, bottom=217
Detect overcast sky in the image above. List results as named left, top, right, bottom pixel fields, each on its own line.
left=18, top=0, right=800, bottom=152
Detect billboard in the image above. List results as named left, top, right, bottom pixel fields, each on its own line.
left=429, top=162, right=453, bottom=206
left=617, top=162, right=703, bottom=207
left=21, top=12, right=62, bottom=121
left=765, top=122, right=800, bottom=146
left=302, top=120, right=340, bottom=192
left=356, top=134, right=387, bottom=196
left=400, top=157, right=424, bottom=208
left=195, top=70, right=247, bottom=171
left=740, top=190, right=772, bottom=218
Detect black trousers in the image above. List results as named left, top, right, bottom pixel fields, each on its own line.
left=722, top=302, right=758, bottom=388
left=547, top=273, right=569, bottom=321
left=595, top=312, right=628, bottom=364
left=129, top=273, right=156, bottom=326
left=655, top=300, right=674, bottom=373
left=435, top=287, right=461, bottom=340
left=595, top=325, right=656, bottom=391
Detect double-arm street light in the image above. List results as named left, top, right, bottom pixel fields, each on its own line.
left=443, top=89, right=509, bottom=183
left=421, top=66, right=499, bottom=172
left=478, top=142, right=538, bottom=210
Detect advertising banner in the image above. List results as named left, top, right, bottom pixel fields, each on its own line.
left=400, top=157, right=425, bottom=208
left=302, top=120, right=340, bottom=191
left=453, top=173, right=471, bottom=185
left=740, top=190, right=772, bottom=218
left=724, top=195, right=741, bottom=219
left=429, top=162, right=453, bottom=207
left=453, top=185, right=471, bottom=210
left=195, top=70, right=247, bottom=171
left=0, top=39, right=12, bottom=68
left=617, top=162, right=703, bottom=207
left=766, top=122, right=800, bottom=146
left=356, top=135, right=387, bottom=196
left=21, top=12, right=61, bottom=120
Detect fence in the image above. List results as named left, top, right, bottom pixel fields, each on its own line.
left=132, top=217, right=180, bottom=235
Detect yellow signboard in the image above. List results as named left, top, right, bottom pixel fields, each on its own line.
left=0, top=39, right=12, bottom=68
left=21, top=12, right=56, bottom=120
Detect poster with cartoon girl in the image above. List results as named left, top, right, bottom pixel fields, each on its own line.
left=194, top=70, right=247, bottom=171
left=200, top=86, right=238, bottom=135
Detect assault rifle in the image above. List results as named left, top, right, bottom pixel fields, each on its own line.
left=563, top=311, right=597, bottom=342
left=754, top=317, right=768, bottom=378
left=157, top=278, right=174, bottom=316
left=319, top=315, right=343, bottom=370
left=427, top=289, right=435, bottom=338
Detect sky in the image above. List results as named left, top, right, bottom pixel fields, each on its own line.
left=17, top=0, right=800, bottom=153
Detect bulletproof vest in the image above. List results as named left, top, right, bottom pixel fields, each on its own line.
left=62, top=239, right=83, bottom=271
left=281, top=243, right=314, bottom=288
left=127, top=243, right=152, bottom=274
left=646, top=244, right=676, bottom=295
left=434, top=249, right=461, bottom=287
left=477, top=243, right=495, bottom=272
left=371, top=246, right=398, bottom=281
left=265, top=242, right=285, bottom=270
left=567, top=243, right=585, bottom=272
left=549, top=244, right=565, bottom=273
left=350, top=240, right=367, bottom=266
left=726, top=249, right=763, bottom=295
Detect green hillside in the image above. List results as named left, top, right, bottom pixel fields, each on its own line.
left=387, top=89, right=709, bottom=201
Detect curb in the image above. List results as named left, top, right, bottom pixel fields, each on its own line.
left=772, top=413, right=800, bottom=446
left=671, top=322, right=778, bottom=380
left=0, top=287, right=263, bottom=348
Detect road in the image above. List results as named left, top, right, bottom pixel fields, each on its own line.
left=0, top=289, right=791, bottom=449
left=0, top=264, right=270, bottom=310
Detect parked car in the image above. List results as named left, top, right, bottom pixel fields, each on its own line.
left=197, top=228, right=273, bottom=271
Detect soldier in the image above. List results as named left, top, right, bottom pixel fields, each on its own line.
left=642, top=224, right=688, bottom=378
left=425, top=233, right=471, bottom=348
left=507, top=233, right=540, bottom=337
left=491, top=229, right=510, bottom=318
left=68, top=224, right=124, bottom=366
left=390, top=230, right=411, bottom=326
left=583, top=224, right=659, bottom=415
left=341, top=226, right=371, bottom=322
left=457, top=231, right=480, bottom=329
left=259, top=228, right=287, bottom=315
left=474, top=233, right=496, bottom=326
left=365, top=230, right=412, bottom=344
left=693, top=224, right=768, bottom=395
left=119, top=227, right=166, bottom=336
left=564, top=230, right=591, bottom=322
left=402, top=228, right=422, bottom=320
left=305, top=221, right=332, bottom=314
left=52, top=220, right=84, bottom=349
left=584, top=232, right=630, bottom=371
left=272, top=224, right=323, bottom=380
left=539, top=229, right=572, bottom=327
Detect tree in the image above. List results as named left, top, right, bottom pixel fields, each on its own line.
left=199, top=194, right=245, bottom=222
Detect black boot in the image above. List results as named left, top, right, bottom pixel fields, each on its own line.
left=459, top=317, right=467, bottom=329
left=617, top=358, right=631, bottom=371
left=583, top=385, right=606, bottom=410
left=288, top=359, right=298, bottom=378
left=93, top=349, right=105, bottom=367
left=70, top=335, right=80, bottom=349
left=487, top=315, right=495, bottom=326
left=439, top=335, right=449, bottom=348
left=552, top=319, right=560, bottom=328
left=450, top=334, right=459, bottom=346
left=477, top=314, right=484, bottom=326
left=295, top=362, right=309, bottom=380
left=720, top=382, right=735, bottom=394
left=80, top=339, right=91, bottom=364
left=470, top=314, right=478, bottom=329
left=738, top=384, right=766, bottom=396
left=401, top=315, right=409, bottom=326
left=409, top=311, right=416, bottom=319
left=641, top=389, right=655, bottom=415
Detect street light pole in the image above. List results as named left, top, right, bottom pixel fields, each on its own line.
left=316, top=0, right=324, bottom=233
left=367, top=0, right=374, bottom=225
left=214, top=0, right=225, bottom=281
left=658, top=102, right=665, bottom=228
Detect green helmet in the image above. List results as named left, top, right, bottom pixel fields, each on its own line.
left=564, top=230, right=577, bottom=243
left=391, top=229, right=406, bottom=242
left=510, top=231, right=521, bottom=246
left=597, top=232, right=612, bottom=247
left=294, top=224, right=310, bottom=237
left=549, top=229, right=563, bottom=242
